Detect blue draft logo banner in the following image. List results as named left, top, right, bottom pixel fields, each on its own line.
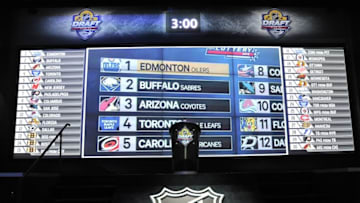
left=261, top=9, right=291, bottom=39
left=71, top=9, right=102, bottom=40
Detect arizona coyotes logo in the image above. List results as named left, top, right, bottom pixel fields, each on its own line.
left=261, top=9, right=291, bottom=39
left=150, top=187, right=224, bottom=203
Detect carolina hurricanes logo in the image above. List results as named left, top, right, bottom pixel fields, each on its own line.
left=98, top=136, right=120, bottom=152
left=261, top=9, right=291, bottom=39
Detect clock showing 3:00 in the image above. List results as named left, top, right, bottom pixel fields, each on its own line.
left=166, top=12, right=200, bottom=33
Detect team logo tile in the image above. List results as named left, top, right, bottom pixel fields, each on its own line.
left=29, top=104, right=38, bottom=110
left=301, top=128, right=312, bottom=137
left=31, top=90, right=41, bottom=96
left=99, top=96, right=120, bottom=112
left=31, top=70, right=42, bottom=77
left=26, top=124, right=39, bottom=133
left=241, top=135, right=257, bottom=150
left=300, top=114, right=310, bottom=122
left=100, top=58, right=121, bottom=73
left=98, top=136, right=120, bottom=152
left=29, top=97, right=39, bottom=104
left=302, top=121, right=311, bottom=128
left=32, top=57, right=43, bottom=63
left=100, top=76, right=121, bottom=92
left=238, top=64, right=254, bottom=77
left=29, top=111, right=41, bottom=118
left=239, top=99, right=257, bottom=113
left=32, top=51, right=43, bottom=57
left=28, top=132, right=38, bottom=139
left=32, top=77, right=42, bottom=84
left=28, top=118, right=40, bottom=125
left=240, top=117, right=257, bottom=132
left=98, top=116, right=120, bottom=131
left=239, top=81, right=255, bottom=94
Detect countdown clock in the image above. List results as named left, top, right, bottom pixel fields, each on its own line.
left=166, top=12, right=200, bottom=33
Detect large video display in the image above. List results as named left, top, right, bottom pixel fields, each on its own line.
left=13, top=46, right=354, bottom=158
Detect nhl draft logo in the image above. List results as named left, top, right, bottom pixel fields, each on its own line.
left=71, top=9, right=102, bottom=40
left=261, top=9, right=291, bottom=39
left=150, top=187, right=224, bottom=203
left=177, top=126, right=193, bottom=147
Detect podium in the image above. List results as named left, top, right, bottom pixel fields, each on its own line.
left=169, top=122, right=201, bottom=173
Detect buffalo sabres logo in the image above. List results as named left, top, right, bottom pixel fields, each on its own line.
left=150, top=187, right=224, bottom=203
left=261, top=9, right=291, bottom=39
left=71, top=9, right=102, bottom=40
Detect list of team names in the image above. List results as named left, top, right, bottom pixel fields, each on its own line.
left=96, top=54, right=233, bottom=154
left=14, top=50, right=85, bottom=156
left=283, top=48, right=354, bottom=152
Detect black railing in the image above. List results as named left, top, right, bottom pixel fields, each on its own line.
left=15, top=123, right=70, bottom=203
left=23, top=123, right=70, bottom=177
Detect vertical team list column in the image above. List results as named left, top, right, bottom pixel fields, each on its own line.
left=14, top=50, right=85, bottom=157
left=234, top=47, right=287, bottom=154
left=283, top=47, right=354, bottom=152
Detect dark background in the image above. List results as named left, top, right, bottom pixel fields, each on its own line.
left=0, top=1, right=360, bottom=202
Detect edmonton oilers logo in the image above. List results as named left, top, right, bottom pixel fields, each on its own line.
left=261, top=9, right=291, bottom=39
left=71, top=9, right=102, bottom=40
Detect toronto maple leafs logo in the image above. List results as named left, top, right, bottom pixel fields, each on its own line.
left=71, top=9, right=102, bottom=40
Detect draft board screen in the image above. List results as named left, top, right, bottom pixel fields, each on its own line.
left=13, top=46, right=354, bottom=158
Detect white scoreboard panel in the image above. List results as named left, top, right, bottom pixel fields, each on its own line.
left=14, top=50, right=85, bottom=156
left=282, top=47, right=354, bottom=152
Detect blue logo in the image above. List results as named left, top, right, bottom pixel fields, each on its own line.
left=31, top=70, right=41, bottom=76
left=239, top=81, right=255, bottom=94
left=71, top=9, right=102, bottom=40
left=98, top=116, right=120, bottom=132
left=100, top=58, right=121, bottom=73
left=238, top=64, right=254, bottom=78
left=100, top=76, right=121, bottom=92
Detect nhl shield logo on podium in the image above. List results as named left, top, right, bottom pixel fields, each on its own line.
left=169, top=122, right=201, bottom=173
left=150, top=187, right=224, bottom=203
